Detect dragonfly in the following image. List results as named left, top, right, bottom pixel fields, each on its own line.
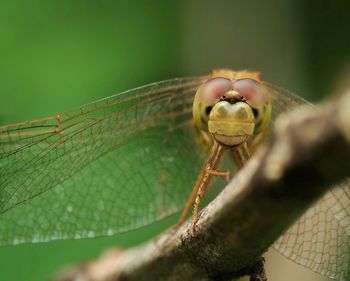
left=0, top=69, right=349, bottom=280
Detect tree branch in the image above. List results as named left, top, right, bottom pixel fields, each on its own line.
left=53, top=92, right=350, bottom=281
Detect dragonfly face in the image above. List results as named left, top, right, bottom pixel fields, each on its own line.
left=193, top=69, right=272, bottom=147
left=208, top=90, right=255, bottom=146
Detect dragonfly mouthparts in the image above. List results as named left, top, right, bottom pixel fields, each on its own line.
left=219, top=90, right=246, bottom=104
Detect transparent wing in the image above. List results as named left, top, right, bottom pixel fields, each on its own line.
left=0, top=76, right=208, bottom=246
left=267, top=83, right=350, bottom=281
left=265, top=82, right=312, bottom=120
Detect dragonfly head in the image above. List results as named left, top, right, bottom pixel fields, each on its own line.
left=193, top=72, right=271, bottom=146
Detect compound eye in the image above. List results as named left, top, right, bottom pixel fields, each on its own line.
left=193, top=77, right=233, bottom=131
left=198, top=77, right=233, bottom=105
left=233, top=78, right=269, bottom=108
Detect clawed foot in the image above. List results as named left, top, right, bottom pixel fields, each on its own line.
left=192, top=216, right=199, bottom=233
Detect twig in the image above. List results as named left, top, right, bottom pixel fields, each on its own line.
left=53, top=91, right=350, bottom=281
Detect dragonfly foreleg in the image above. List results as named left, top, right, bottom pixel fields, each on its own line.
left=176, top=168, right=205, bottom=228
left=192, top=142, right=226, bottom=231
left=206, top=168, right=230, bottom=182
left=192, top=165, right=230, bottom=228
left=192, top=165, right=213, bottom=229
left=230, top=142, right=251, bottom=168
left=176, top=141, right=226, bottom=229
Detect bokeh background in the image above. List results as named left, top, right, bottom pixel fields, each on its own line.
left=1, top=1, right=350, bottom=280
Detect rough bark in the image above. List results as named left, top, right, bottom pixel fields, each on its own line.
left=53, top=92, right=350, bottom=281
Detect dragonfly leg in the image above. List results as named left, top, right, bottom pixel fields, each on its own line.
left=206, top=168, right=230, bottom=182
left=192, top=142, right=226, bottom=231
left=192, top=167, right=211, bottom=230
left=192, top=165, right=229, bottom=229
left=230, top=142, right=251, bottom=168
left=176, top=168, right=205, bottom=227
left=176, top=141, right=226, bottom=229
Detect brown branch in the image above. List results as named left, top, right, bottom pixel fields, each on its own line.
left=53, top=92, right=350, bottom=281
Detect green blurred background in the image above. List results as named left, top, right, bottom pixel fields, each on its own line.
left=1, top=1, right=350, bottom=280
